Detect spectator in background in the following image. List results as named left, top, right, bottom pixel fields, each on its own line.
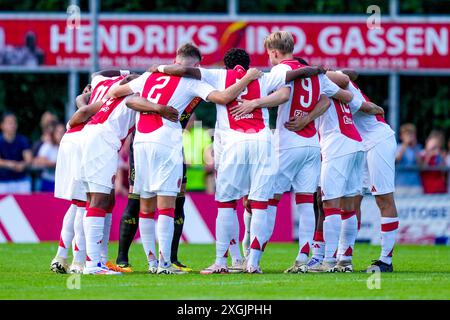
left=446, top=137, right=450, bottom=194
left=0, top=112, right=33, bottom=194
left=395, top=123, right=422, bottom=194
left=183, top=114, right=213, bottom=192
left=32, top=111, right=58, bottom=156
left=33, top=123, right=65, bottom=192
left=418, top=130, right=447, bottom=194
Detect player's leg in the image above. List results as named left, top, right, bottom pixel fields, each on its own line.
left=101, top=189, right=115, bottom=267
left=363, top=137, right=398, bottom=272
left=309, top=189, right=325, bottom=269
left=171, top=176, right=192, bottom=272
left=115, top=134, right=139, bottom=271
left=241, top=195, right=252, bottom=258
left=336, top=195, right=359, bottom=272
left=313, top=157, right=348, bottom=272
left=116, top=193, right=140, bottom=268
left=202, top=142, right=246, bottom=275
left=367, top=192, right=398, bottom=272
left=139, top=194, right=158, bottom=273
left=156, top=194, right=184, bottom=274
left=83, top=190, right=120, bottom=275
left=50, top=201, right=77, bottom=273
left=70, top=198, right=88, bottom=273
left=336, top=151, right=364, bottom=272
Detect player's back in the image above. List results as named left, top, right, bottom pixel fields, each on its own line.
left=201, top=65, right=283, bottom=137
left=318, top=97, right=363, bottom=161
left=128, top=72, right=215, bottom=147
left=272, top=60, right=322, bottom=149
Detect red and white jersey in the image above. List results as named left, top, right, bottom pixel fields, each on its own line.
left=347, top=81, right=395, bottom=151
left=318, top=95, right=363, bottom=161
left=85, top=95, right=136, bottom=149
left=200, top=65, right=286, bottom=140
left=127, top=71, right=216, bottom=147
left=66, top=75, right=124, bottom=134
left=271, top=60, right=341, bottom=150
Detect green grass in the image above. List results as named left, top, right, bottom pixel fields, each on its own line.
left=0, top=242, right=449, bottom=299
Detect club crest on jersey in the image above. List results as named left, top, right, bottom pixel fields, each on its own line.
left=100, top=106, right=110, bottom=113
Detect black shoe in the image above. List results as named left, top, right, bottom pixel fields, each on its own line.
left=362, top=260, right=393, bottom=273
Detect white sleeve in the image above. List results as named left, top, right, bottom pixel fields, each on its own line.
left=348, top=96, right=364, bottom=114
left=347, top=82, right=365, bottom=114
left=263, top=64, right=290, bottom=93
left=189, top=79, right=217, bottom=102
left=200, top=68, right=223, bottom=89
left=319, top=74, right=340, bottom=97
left=128, top=72, right=150, bottom=94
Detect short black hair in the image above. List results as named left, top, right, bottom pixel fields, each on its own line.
left=294, top=57, right=309, bottom=66
left=1, top=111, right=16, bottom=123
left=176, top=43, right=202, bottom=62
left=224, top=48, right=250, bottom=70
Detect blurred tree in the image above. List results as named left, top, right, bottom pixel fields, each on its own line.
left=0, top=74, right=67, bottom=141
left=400, top=76, right=450, bottom=143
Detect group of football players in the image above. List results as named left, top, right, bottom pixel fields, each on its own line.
left=50, top=30, right=399, bottom=275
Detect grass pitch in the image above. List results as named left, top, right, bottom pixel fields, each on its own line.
left=0, top=242, right=449, bottom=300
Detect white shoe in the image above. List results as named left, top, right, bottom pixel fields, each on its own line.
left=148, top=260, right=158, bottom=274
left=246, top=265, right=263, bottom=274
left=68, top=262, right=84, bottom=274
left=157, top=263, right=187, bottom=275
left=228, top=259, right=246, bottom=274
left=284, top=261, right=308, bottom=273
left=309, top=260, right=337, bottom=273
left=83, top=263, right=122, bottom=275
left=200, top=263, right=229, bottom=275
left=50, top=257, right=68, bottom=274
left=336, top=260, right=353, bottom=273
left=306, top=257, right=322, bottom=270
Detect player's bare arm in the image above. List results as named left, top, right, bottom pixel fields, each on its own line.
left=285, top=94, right=331, bottom=132
left=126, top=95, right=179, bottom=123
left=285, top=65, right=327, bottom=83
left=230, top=86, right=291, bottom=118
left=152, top=64, right=202, bottom=79
left=332, top=88, right=353, bottom=104
left=68, top=100, right=104, bottom=128
left=358, top=101, right=385, bottom=116
left=326, top=71, right=350, bottom=88
left=75, top=92, right=91, bottom=109
left=206, top=68, right=263, bottom=105
left=340, top=69, right=359, bottom=81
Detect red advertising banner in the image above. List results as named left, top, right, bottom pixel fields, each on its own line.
left=0, top=15, right=449, bottom=70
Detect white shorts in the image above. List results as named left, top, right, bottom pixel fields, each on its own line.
left=213, top=129, right=223, bottom=171
left=363, top=135, right=396, bottom=195
left=79, top=129, right=119, bottom=194
left=215, top=136, right=276, bottom=202
left=321, top=151, right=364, bottom=200
left=274, top=146, right=321, bottom=195
left=133, top=142, right=183, bottom=197
left=54, top=132, right=86, bottom=201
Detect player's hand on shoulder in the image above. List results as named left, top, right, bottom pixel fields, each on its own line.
left=246, top=68, right=263, bottom=80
